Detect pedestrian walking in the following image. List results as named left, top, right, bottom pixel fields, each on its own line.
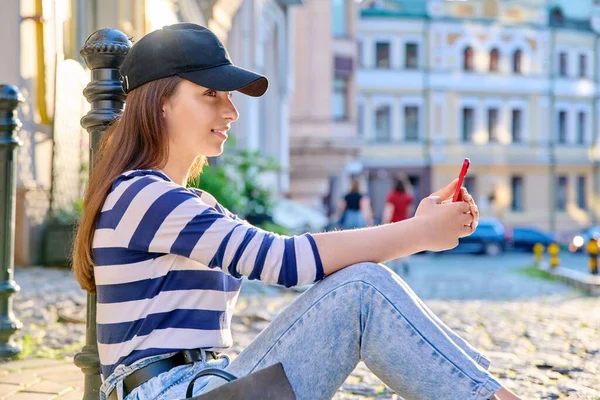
left=335, top=177, right=374, bottom=230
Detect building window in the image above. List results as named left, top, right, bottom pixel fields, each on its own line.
left=375, top=105, right=391, bottom=142
left=404, top=106, right=419, bottom=141
left=511, top=109, right=522, bottom=143
left=464, top=176, right=476, bottom=200
left=511, top=176, right=524, bottom=211
left=487, top=108, right=499, bottom=142
left=577, top=111, right=586, bottom=144
left=463, top=46, right=474, bottom=71
left=557, top=175, right=568, bottom=211
left=332, top=76, right=348, bottom=120
left=332, top=0, right=347, bottom=36
left=376, top=42, right=390, bottom=68
left=559, top=52, right=568, bottom=77
left=405, top=43, right=419, bottom=69
left=489, top=48, right=499, bottom=72
left=462, top=107, right=475, bottom=142
left=558, top=110, right=567, bottom=143
left=579, top=54, right=587, bottom=78
left=358, top=103, right=364, bottom=137
left=577, top=175, right=587, bottom=209
left=512, top=49, right=522, bottom=74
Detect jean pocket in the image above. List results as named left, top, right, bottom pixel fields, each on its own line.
left=129, top=358, right=229, bottom=400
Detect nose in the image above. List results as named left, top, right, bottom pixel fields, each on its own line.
left=223, top=96, right=239, bottom=122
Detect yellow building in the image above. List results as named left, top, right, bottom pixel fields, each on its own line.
left=358, top=0, right=600, bottom=235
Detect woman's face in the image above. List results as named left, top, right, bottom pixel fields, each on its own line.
left=161, top=79, right=239, bottom=160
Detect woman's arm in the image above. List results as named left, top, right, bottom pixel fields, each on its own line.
left=313, top=181, right=474, bottom=276
left=312, top=217, right=427, bottom=276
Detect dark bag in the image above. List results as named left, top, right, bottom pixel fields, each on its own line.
left=185, top=362, right=296, bottom=399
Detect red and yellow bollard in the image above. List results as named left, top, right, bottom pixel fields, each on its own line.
left=588, top=238, right=598, bottom=275
left=548, top=243, right=560, bottom=268
left=533, top=243, right=544, bottom=267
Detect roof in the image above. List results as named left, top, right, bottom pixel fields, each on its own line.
left=360, top=0, right=598, bottom=32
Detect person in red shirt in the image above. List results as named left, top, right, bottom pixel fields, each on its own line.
left=382, top=176, right=414, bottom=275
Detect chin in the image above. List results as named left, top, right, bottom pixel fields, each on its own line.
left=204, top=146, right=225, bottom=158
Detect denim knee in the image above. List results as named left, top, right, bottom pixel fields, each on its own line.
left=335, top=262, right=394, bottom=287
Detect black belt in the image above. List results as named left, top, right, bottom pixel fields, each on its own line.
left=108, top=349, right=220, bottom=400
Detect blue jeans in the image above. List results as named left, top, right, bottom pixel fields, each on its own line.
left=100, top=262, right=502, bottom=400
left=342, top=210, right=366, bottom=229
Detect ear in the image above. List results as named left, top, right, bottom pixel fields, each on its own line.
left=161, top=98, right=171, bottom=119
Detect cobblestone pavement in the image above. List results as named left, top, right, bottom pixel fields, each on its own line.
left=2, top=252, right=599, bottom=399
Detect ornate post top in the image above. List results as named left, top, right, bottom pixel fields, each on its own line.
left=0, top=85, right=24, bottom=137
left=0, top=85, right=25, bottom=111
left=80, top=28, right=132, bottom=70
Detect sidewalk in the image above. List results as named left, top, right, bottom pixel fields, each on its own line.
left=0, top=358, right=82, bottom=399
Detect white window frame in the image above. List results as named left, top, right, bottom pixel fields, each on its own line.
left=400, top=36, right=423, bottom=70
left=508, top=99, right=528, bottom=144
left=555, top=46, right=570, bottom=77
left=372, top=34, right=397, bottom=69
left=371, top=96, right=395, bottom=143
left=555, top=102, right=570, bottom=144
left=574, top=104, right=593, bottom=144
left=399, top=96, right=424, bottom=142
left=576, top=174, right=588, bottom=209
left=483, top=98, right=504, bottom=144
left=458, top=97, right=480, bottom=143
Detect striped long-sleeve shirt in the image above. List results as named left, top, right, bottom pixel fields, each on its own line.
left=93, top=169, right=324, bottom=378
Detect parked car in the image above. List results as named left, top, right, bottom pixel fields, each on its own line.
left=510, top=227, right=556, bottom=252
left=568, top=226, right=600, bottom=253
left=445, top=217, right=510, bottom=256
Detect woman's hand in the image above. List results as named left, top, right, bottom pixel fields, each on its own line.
left=442, top=187, right=479, bottom=232
left=414, top=180, right=475, bottom=251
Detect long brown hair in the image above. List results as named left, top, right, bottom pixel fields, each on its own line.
left=72, top=76, right=206, bottom=293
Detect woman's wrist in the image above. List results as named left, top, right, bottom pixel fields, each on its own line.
left=392, top=217, right=431, bottom=255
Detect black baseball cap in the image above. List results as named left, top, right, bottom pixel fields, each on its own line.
left=120, top=23, right=268, bottom=97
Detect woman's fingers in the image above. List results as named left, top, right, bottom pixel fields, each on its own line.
left=430, top=179, right=459, bottom=202
left=460, top=212, right=474, bottom=227
left=461, top=188, right=479, bottom=223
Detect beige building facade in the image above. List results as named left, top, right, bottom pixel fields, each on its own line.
left=358, top=0, right=600, bottom=235
left=288, top=0, right=361, bottom=216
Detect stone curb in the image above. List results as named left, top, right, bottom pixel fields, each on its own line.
left=538, top=262, right=600, bottom=295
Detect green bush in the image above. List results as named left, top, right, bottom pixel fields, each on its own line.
left=188, top=142, right=282, bottom=230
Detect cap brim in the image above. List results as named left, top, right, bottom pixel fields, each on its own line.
left=178, top=64, right=268, bottom=97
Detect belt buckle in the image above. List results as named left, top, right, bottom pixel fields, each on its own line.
left=180, top=349, right=204, bottom=364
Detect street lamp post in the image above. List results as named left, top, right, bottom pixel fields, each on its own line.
left=73, top=28, right=131, bottom=400
left=0, top=85, right=24, bottom=359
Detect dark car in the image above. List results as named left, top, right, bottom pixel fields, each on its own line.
left=510, top=227, right=556, bottom=252
left=445, top=218, right=510, bottom=256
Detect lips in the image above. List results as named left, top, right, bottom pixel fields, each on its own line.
left=211, top=129, right=228, bottom=139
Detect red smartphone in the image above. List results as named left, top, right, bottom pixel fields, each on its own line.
left=452, top=158, right=470, bottom=202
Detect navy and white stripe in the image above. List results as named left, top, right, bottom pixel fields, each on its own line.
left=93, top=170, right=324, bottom=378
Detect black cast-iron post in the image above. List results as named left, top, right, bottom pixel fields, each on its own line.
left=0, top=85, right=24, bottom=359
left=73, top=28, right=131, bottom=400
